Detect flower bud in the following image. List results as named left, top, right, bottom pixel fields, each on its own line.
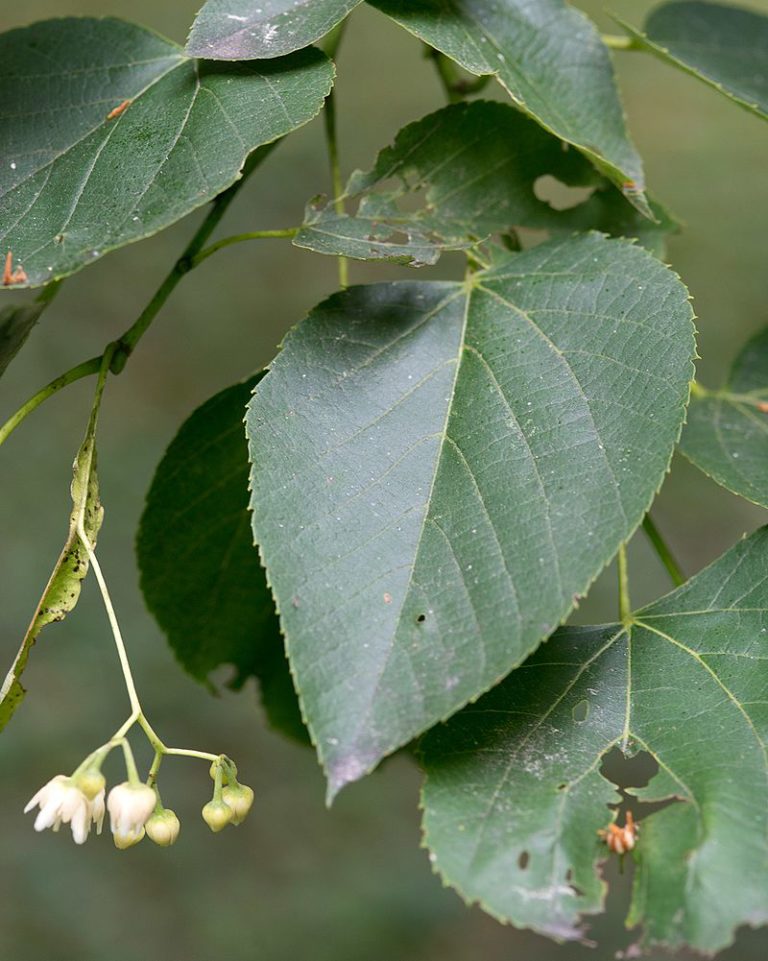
left=145, top=809, right=180, bottom=847
left=202, top=798, right=233, bottom=832
left=222, top=783, right=254, bottom=825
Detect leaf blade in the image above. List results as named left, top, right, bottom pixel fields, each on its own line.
left=618, top=1, right=768, bottom=120
left=137, top=377, right=306, bottom=743
left=247, top=233, right=695, bottom=796
left=368, top=0, right=646, bottom=206
left=421, top=527, right=768, bottom=953
left=680, top=327, right=768, bottom=508
left=187, top=0, right=362, bottom=60
left=0, top=18, right=334, bottom=287
left=294, top=101, right=673, bottom=267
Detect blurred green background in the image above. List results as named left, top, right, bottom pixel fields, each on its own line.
left=1, top=2, right=767, bottom=959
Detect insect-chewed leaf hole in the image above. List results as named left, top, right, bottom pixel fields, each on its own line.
left=533, top=174, right=594, bottom=211
left=572, top=698, right=590, bottom=723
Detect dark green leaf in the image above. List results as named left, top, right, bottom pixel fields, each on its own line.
left=0, top=18, right=334, bottom=288
left=187, top=0, right=361, bottom=60
left=137, top=378, right=307, bottom=743
left=0, top=300, right=46, bottom=379
left=0, top=380, right=104, bottom=731
left=618, top=1, right=768, bottom=120
left=680, top=327, right=768, bottom=508
left=247, top=233, right=695, bottom=797
left=368, top=0, right=647, bottom=209
left=421, top=526, right=768, bottom=953
left=294, top=102, right=673, bottom=266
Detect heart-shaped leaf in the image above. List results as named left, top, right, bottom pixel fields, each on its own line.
left=247, top=232, right=695, bottom=797
left=368, top=0, right=647, bottom=210
left=421, top=526, right=768, bottom=954
left=137, top=377, right=307, bottom=743
left=294, top=101, right=674, bottom=267
left=680, top=327, right=768, bottom=508
left=0, top=18, right=334, bottom=288
left=187, top=0, right=362, bottom=60
left=618, top=1, right=768, bottom=121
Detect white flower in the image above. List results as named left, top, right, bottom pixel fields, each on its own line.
left=24, top=774, right=103, bottom=844
left=107, top=782, right=157, bottom=849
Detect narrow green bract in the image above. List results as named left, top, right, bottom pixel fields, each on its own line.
left=368, top=0, right=646, bottom=208
left=247, top=233, right=695, bottom=797
left=0, top=18, right=334, bottom=287
left=421, top=527, right=768, bottom=954
left=681, top=327, right=768, bottom=508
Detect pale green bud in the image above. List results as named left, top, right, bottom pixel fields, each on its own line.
left=222, top=783, right=254, bottom=825
left=75, top=769, right=106, bottom=801
left=145, top=808, right=180, bottom=847
left=202, top=799, right=233, bottom=832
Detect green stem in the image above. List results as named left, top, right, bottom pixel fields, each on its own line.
left=165, top=747, right=220, bottom=762
left=426, top=47, right=464, bottom=103
left=642, top=514, right=685, bottom=587
left=189, top=228, right=298, bottom=269
left=0, top=356, right=102, bottom=447
left=121, top=739, right=141, bottom=786
left=601, top=34, right=640, bottom=51
left=0, top=141, right=279, bottom=445
left=324, top=88, right=348, bottom=288
left=147, top=751, right=164, bottom=789
left=618, top=545, right=631, bottom=623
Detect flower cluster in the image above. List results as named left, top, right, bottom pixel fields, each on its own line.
left=25, top=752, right=253, bottom=850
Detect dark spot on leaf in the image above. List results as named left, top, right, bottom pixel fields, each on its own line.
left=416, top=613, right=426, bottom=623
left=517, top=851, right=530, bottom=870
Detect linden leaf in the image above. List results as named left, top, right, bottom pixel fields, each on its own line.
left=137, top=378, right=307, bottom=743
left=618, top=1, right=768, bottom=120
left=421, top=526, right=768, bottom=953
left=247, top=232, right=695, bottom=797
left=680, top=326, right=768, bottom=508
left=294, top=101, right=674, bottom=267
left=368, top=0, right=647, bottom=210
left=0, top=18, right=334, bottom=287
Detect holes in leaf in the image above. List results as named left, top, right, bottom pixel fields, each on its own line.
left=572, top=699, right=590, bottom=723
left=517, top=850, right=530, bottom=870
left=533, top=175, right=593, bottom=211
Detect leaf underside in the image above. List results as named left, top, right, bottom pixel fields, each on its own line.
left=187, top=0, right=362, bottom=60
left=680, top=326, right=768, bottom=509
left=247, top=233, right=695, bottom=798
left=294, top=101, right=673, bottom=267
left=618, top=1, right=768, bottom=120
left=0, top=18, right=334, bottom=288
left=367, top=0, right=646, bottom=208
left=137, top=378, right=306, bottom=743
left=0, top=300, right=48, bottom=379
left=0, top=410, right=103, bottom=730
left=421, top=526, right=768, bottom=955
